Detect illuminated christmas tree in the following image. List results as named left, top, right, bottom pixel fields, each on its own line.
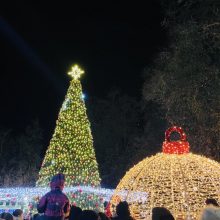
left=37, top=65, right=101, bottom=188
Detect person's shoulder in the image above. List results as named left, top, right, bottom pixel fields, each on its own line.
left=43, top=190, right=54, bottom=199
left=200, top=206, right=220, bottom=220
left=60, top=191, right=69, bottom=199
left=45, top=191, right=52, bottom=196
left=64, top=193, right=69, bottom=201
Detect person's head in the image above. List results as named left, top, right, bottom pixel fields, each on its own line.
left=152, top=207, right=175, bottom=220
left=98, top=212, right=109, bottom=220
left=1, top=213, right=13, bottom=220
left=32, top=213, right=40, bottom=220
left=79, top=210, right=98, bottom=220
left=50, top=173, right=65, bottom=190
left=13, top=209, right=23, bottom=220
left=200, top=206, right=220, bottom=220
left=205, top=198, right=219, bottom=207
left=116, top=201, right=131, bottom=218
left=69, top=206, right=82, bottom=220
left=0, top=213, right=6, bottom=220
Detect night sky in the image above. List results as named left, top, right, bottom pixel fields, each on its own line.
left=0, top=2, right=167, bottom=137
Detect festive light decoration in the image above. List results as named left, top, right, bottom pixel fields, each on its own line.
left=0, top=186, right=147, bottom=215
left=163, top=126, right=189, bottom=154
left=67, top=65, right=84, bottom=80
left=36, top=65, right=101, bottom=209
left=110, top=126, right=220, bottom=220
left=0, top=186, right=109, bottom=215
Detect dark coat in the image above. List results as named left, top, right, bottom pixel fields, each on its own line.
left=37, top=174, right=70, bottom=219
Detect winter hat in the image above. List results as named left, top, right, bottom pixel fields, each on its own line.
left=50, top=173, right=65, bottom=190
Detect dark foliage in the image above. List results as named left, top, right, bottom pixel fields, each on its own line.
left=0, top=120, right=43, bottom=186
left=143, top=1, right=220, bottom=160
left=87, top=90, right=142, bottom=187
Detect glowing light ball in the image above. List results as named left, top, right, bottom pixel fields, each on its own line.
left=110, top=126, right=220, bottom=220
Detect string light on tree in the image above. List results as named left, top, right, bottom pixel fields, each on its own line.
left=110, top=126, right=220, bottom=220
left=36, top=64, right=101, bottom=210
left=81, top=93, right=86, bottom=100
left=61, top=98, right=71, bottom=111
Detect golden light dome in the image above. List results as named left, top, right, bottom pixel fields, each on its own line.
left=110, top=126, right=220, bottom=220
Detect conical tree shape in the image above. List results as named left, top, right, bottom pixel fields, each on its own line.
left=37, top=65, right=101, bottom=187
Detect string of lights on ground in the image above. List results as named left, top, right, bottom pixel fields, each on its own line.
left=0, top=186, right=147, bottom=214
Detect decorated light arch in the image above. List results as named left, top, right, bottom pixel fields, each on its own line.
left=110, top=126, right=220, bottom=220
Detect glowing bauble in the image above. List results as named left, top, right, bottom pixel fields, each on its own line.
left=110, top=126, right=220, bottom=220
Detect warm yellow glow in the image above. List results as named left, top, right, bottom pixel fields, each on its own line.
left=67, top=65, right=84, bottom=80
left=37, top=68, right=100, bottom=188
left=110, top=153, right=220, bottom=220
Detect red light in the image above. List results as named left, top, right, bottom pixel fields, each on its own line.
left=162, top=126, right=190, bottom=154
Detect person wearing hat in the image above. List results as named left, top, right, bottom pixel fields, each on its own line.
left=37, top=173, right=70, bottom=220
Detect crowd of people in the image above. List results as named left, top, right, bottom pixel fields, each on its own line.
left=0, top=174, right=219, bottom=220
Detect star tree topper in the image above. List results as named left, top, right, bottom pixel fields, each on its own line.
left=68, top=65, right=84, bottom=80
